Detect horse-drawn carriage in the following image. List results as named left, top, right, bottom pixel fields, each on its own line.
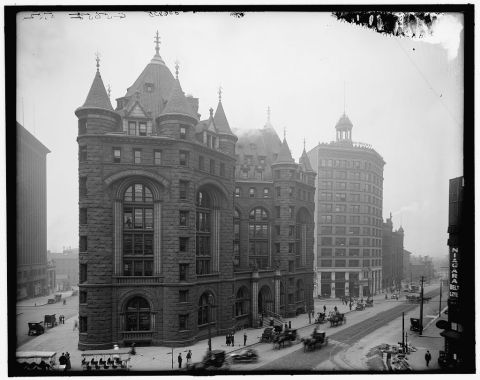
left=314, top=312, right=327, bottom=324
left=356, top=303, right=365, bottom=311
left=365, top=299, right=374, bottom=307
left=28, top=322, right=45, bottom=336
left=272, top=329, right=298, bottom=349
left=328, top=312, right=346, bottom=327
left=410, top=318, right=422, bottom=332
left=43, top=314, right=57, bottom=328
left=302, top=329, right=328, bottom=352
left=260, top=327, right=275, bottom=343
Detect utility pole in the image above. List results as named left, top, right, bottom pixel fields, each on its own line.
left=402, top=312, right=405, bottom=353
left=438, top=278, right=442, bottom=317
left=419, top=276, right=424, bottom=335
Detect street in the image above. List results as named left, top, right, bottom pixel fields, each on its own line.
left=16, top=294, right=78, bottom=347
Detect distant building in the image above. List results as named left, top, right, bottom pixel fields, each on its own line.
left=16, top=122, right=50, bottom=300
left=402, top=249, right=412, bottom=283
left=382, top=214, right=404, bottom=291
left=308, top=113, right=385, bottom=298
left=47, top=248, right=79, bottom=291
left=409, top=255, right=435, bottom=283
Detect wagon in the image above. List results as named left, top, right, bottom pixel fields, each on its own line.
left=44, top=314, right=57, bottom=328
left=260, top=327, right=275, bottom=343
left=272, top=329, right=297, bottom=349
left=328, top=313, right=346, bottom=327
left=28, top=322, right=45, bottom=336
left=302, top=329, right=328, bottom=352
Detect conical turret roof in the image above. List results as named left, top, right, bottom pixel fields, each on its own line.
left=160, top=78, right=197, bottom=120
left=300, top=148, right=314, bottom=172
left=275, top=138, right=295, bottom=164
left=214, top=101, right=234, bottom=135
left=80, top=70, right=113, bottom=111
left=335, top=113, right=353, bottom=129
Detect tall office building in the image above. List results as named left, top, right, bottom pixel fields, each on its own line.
left=308, top=113, right=385, bottom=298
left=16, top=122, right=50, bottom=299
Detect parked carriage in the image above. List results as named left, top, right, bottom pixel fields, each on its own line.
left=28, top=322, right=45, bottom=336
left=302, top=329, right=328, bottom=352
left=328, top=313, right=346, bottom=327
left=410, top=318, right=422, bottom=332
left=43, top=314, right=57, bottom=328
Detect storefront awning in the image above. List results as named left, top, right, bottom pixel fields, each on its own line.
left=440, top=330, right=462, bottom=340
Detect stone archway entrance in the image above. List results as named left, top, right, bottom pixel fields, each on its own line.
left=258, top=285, right=273, bottom=315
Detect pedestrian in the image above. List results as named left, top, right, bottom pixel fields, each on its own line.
left=425, top=350, right=432, bottom=367
left=334, top=306, right=338, bottom=314
left=231, top=334, right=235, bottom=346
left=178, top=352, right=183, bottom=369
left=284, top=323, right=288, bottom=331
left=186, top=350, right=192, bottom=366
left=65, top=352, right=71, bottom=370
left=130, top=343, right=136, bottom=355
left=243, top=332, right=247, bottom=346
left=323, top=305, right=326, bottom=313
left=349, top=302, right=352, bottom=311
left=288, top=320, right=291, bottom=329
left=73, top=319, right=78, bottom=331
left=226, top=334, right=229, bottom=346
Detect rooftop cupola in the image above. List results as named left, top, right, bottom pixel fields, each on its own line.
left=335, top=113, right=353, bottom=142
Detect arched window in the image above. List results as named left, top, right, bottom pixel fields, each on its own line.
left=125, top=297, right=150, bottom=331
left=198, top=292, right=215, bottom=326
left=235, top=287, right=249, bottom=317
left=123, top=184, right=153, bottom=276
left=233, top=209, right=240, bottom=267
left=196, top=191, right=211, bottom=275
left=249, top=207, right=269, bottom=269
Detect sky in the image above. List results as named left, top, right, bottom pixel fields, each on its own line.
left=15, top=10, right=464, bottom=258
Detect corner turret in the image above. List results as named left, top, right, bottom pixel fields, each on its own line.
left=214, top=87, right=237, bottom=156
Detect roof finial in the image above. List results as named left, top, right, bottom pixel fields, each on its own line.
left=218, top=86, right=223, bottom=102
left=209, top=107, right=214, bottom=118
left=174, top=60, right=180, bottom=79
left=267, top=106, right=271, bottom=123
left=107, top=84, right=111, bottom=99
left=283, top=127, right=286, bottom=140
left=154, top=31, right=161, bottom=56
left=303, top=137, right=306, bottom=151
left=95, top=51, right=101, bottom=72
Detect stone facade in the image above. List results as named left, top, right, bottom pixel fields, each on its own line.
left=382, top=215, right=404, bottom=291
left=308, top=114, right=385, bottom=298
left=75, top=41, right=315, bottom=350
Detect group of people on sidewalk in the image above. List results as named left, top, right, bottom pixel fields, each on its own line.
left=177, top=350, right=192, bottom=368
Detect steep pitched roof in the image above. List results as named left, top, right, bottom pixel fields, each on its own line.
left=300, top=149, right=314, bottom=172
left=275, top=138, right=295, bottom=164
left=160, top=79, right=197, bottom=120
left=80, top=70, right=113, bottom=111
left=214, top=101, right=234, bottom=135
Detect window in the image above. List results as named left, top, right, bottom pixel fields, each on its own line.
left=133, top=149, right=142, bottom=164
left=210, top=159, right=215, bottom=175
left=80, top=264, right=87, bottom=283
left=179, top=151, right=189, bottom=166
left=154, top=150, right=162, bottom=165
left=112, top=148, right=121, bottom=163
left=199, top=156, right=205, bottom=170
left=80, top=291, right=87, bottom=304
left=289, top=187, right=294, bottom=198
left=80, top=177, right=87, bottom=196
left=335, top=260, right=346, bottom=267
left=125, top=297, right=150, bottom=331
left=249, top=207, right=269, bottom=269
left=235, top=187, right=240, bottom=197
left=179, top=290, right=188, bottom=303
left=335, top=215, right=346, bottom=224
left=276, top=187, right=281, bottom=197
left=349, top=237, right=360, bottom=246
left=198, top=292, right=215, bottom=326
left=249, top=188, right=255, bottom=198
left=179, top=180, right=189, bottom=199
left=335, top=237, right=346, bottom=246
left=139, top=123, right=147, bottom=136
left=179, top=314, right=188, bottom=330
left=321, top=237, right=333, bottom=245
left=179, top=237, right=189, bottom=252
left=289, top=261, right=295, bottom=272
left=196, top=191, right=212, bottom=275
left=220, top=163, right=225, bottom=177
left=275, top=170, right=280, bottom=179
left=334, top=204, right=346, bottom=212
left=275, top=243, right=280, bottom=253
left=128, top=122, right=136, bottom=135
left=350, top=226, right=360, bottom=235
left=275, top=206, right=281, bottom=218
left=180, top=126, right=187, bottom=139
left=263, top=188, right=270, bottom=198
left=289, top=206, right=295, bottom=219
left=321, top=260, right=332, bottom=267
left=321, top=248, right=332, bottom=256
left=79, top=316, right=87, bottom=333
left=335, top=248, right=346, bottom=256
left=80, top=236, right=87, bottom=252
left=179, top=211, right=189, bottom=226
left=320, top=215, right=332, bottom=223
left=320, top=192, right=333, bottom=201
left=288, top=225, right=295, bottom=237
left=320, top=204, right=333, bottom=212
left=235, top=287, right=249, bottom=316
left=349, top=260, right=360, bottom=267
left=234, top=209, right=240, bottom=266
left=321, top=226, right=333, bottom=234
left=288, top=243, right=295, bottom=253
left=123, top=184, right=153, bottom=276
left=179, top=264, right=188, bottom=281
left=335, top=193, right=346, bottom=202
left=335, top=226, right=346, bottom=235
left=80, top=146, right=87, bottom=162
left=349, top=248, right=360, bottom=256
left=78, top=119, right=87, bottom=135
left=80, top=208, right=87, bottom=225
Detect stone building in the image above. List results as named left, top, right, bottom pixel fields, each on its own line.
left=381, top=213, right=404, bottom=291
left=47, top=248, right=79, bottom=291
left=17, top=122, right=50, bottom=300
left=308, top=113, right=385, bottom=298
left=75, top=37, right=315, bottom=350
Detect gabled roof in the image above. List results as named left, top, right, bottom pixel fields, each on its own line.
left=274, top=138, right=295, bottom=164
left=80, top=70, right=113, bottom=111
left=160, top=78, right=198, bottom=120
left=300, top=149, right=314, bottom=172
left=214, top=101, right=234, bottom=135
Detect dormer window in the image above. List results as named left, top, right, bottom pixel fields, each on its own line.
left=144, top=83, right=154, bottom=93
left=207, top=134, right=212, bottom=147
left=128, top=122, right=136, bottom=135
left=139, top=123, right=147, bottom=136
left=212, top=136, right=217, bottom=149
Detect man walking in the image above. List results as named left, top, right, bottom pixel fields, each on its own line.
left=425, top=350, right=432, bottom=367
left=178, top=352, right=183, bottom=369
left=323, top=305, right=326, bottom=314
left=243, top=332, right=247, bottom=346
left=186, top=350, right=192, bottom=366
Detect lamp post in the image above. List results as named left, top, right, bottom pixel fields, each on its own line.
left=207, top=293, right=215, bottom=352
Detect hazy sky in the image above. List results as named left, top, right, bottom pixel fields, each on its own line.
left=16, top=11, right=463, bottom=257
